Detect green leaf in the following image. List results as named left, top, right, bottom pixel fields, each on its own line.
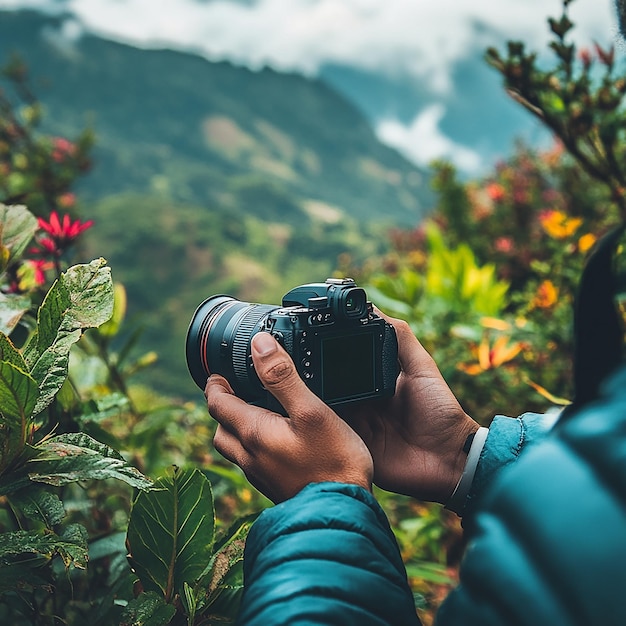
left=0, top=563, right=52, bottom=593
left=0, top=527, right=88, bottom=569
left=97, top=281, right=127, bottom=338
left=120, top=591, right=177, bottom=626
left=0, top=292, right=31, bottom=335
left=0, top=333, right=26, bottom=370
left=9, top=486, right=65, bottom=528
left=0, top=204, right=38, bottom=272
left=405, top=560, right=454, bottom=585
left=0, top=361, right=39, bottom=473
left=127, top=466, right=215, bottom=603
left=58, top=523, right=89, bottom=568
left=192, top=513, right=256, bottom=619
left=27, top=433, right=153, bottom=491
left=24, top=258, right=114, bottom=415
left=77, top=392, right=130, bottom=426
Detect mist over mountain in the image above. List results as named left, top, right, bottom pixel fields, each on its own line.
left=0, top=9, right=439, bottom=397
left=0, top=9, right=433, bottom=225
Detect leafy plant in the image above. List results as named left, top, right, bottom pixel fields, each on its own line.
left=125, top=466, right=256, bottom=625
left=0, top=204, right=151, bottom=622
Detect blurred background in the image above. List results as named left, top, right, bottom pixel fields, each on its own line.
left=0, top=0, right=617, bottom=398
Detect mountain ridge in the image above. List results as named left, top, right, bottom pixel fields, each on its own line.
left=0, top=9, right=434, bottom=226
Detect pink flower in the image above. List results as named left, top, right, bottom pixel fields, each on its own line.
left=495, top=237, right=514, bottom=253
left=52, top=137, right=76, bottom=163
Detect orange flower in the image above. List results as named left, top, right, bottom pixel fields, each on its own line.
left=532, top=280, right=559, bottom=309
left=539, top=210, right=582, bottom=239
left=486, top=183, right=506, bottom=202
left=458, top=335, right=524, bottom=376
left=578, top=233, right=596, bottom=254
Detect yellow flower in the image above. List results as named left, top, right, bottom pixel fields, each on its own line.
left=532, top=280, right=559, bottom=309
left=539, top=210, right=583, bottom=239
left=578, top=233, right=597, bottom=254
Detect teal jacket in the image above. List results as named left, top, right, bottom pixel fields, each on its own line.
left=236, top=367, right=626, bottom=625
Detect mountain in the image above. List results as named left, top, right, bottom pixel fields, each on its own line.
left=0, top=9, right=435, bottom=398
left=0, top=9, right=433, bottom=226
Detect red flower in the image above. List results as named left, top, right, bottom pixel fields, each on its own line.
left=594, top=42, right=614, bottom=67
left=486, top=183, right=506, bottom=202
left=30, top=259, right=54, bottom=285
left=37, top=211, right=94, bottom=251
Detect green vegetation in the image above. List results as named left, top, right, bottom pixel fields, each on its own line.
left=1, top=1, right=625, bottom=624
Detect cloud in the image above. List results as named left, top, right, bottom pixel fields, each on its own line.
left=377, top=104, right=482, bottom=173
left=0, top=0, right=618, bottom=94
left=0, top=0, right=618, bottom=172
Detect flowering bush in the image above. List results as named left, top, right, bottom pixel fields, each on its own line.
left=0, top=63, right=254, bottom=626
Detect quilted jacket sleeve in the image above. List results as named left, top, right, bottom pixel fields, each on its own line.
left=236, top=482, right=420, bottom=626
left=461, top=411, right=558, bottom=518
left=437, top=367, right=626, bottom=626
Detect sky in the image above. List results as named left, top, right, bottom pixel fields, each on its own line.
left=0, top=0, right=621, bottom=172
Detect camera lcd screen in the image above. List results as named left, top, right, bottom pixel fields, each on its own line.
left=321, top=332, right=375, bottom=402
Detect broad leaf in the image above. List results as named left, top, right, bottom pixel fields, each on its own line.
left=0, top=526, right=88, bottom=569
left=0, top=333, right=27, bottom=370
left=58, top=523, right=89, bottom=568
left=9, top=486, right=65, bottom=528
left=120, top=591, right=177, bottom=626
left=0, top=292, right=31, bottom=335
left=195, top=516, right=254, bottom=620
left=0, top=361, right=39, bottom=473
left=27, top=433, right=153, bottom=491
left=127, top=466, right=215, bottom=602
left=0, top=204, right=38, bottom=272
left=23, top=258, right=114, bottom=415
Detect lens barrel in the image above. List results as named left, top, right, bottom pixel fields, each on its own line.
left=186, top=295, right=279, bottom=401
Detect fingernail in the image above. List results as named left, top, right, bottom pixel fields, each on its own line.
left=253, top=332, right=277, bottom=356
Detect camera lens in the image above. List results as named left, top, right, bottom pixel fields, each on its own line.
left=186, top=295, right=279, bottom=401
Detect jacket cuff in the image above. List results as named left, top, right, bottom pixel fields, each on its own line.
left=461, top=411, right=559, bottom=520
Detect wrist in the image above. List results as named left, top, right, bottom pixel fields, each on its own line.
left=436, top=417, right=481, bottom=504
left=445, top=426, right=489, bottom=514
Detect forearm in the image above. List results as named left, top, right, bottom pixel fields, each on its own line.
left=238, top=482, right=421, bottom=625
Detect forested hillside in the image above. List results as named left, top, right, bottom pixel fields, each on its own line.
left=0, top=9, right=434, bottom=397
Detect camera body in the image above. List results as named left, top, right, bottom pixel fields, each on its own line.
left=186, top=278, right=399, bottom=412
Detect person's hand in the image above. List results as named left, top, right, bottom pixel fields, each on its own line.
left=205, top=332, right=374, bottom=503
left=339, top=311, right=479, bottom=504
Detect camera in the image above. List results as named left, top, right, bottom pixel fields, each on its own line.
left=186, top=278, right=399, bottom=412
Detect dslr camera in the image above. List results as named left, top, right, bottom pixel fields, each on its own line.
left=186, top=278, right=399, bottom=412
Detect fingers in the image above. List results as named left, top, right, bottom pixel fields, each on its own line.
left=213, top=424, right=247, bottom=466
left=251, top=332, right=333, bottom=422
left=374, top=307, right=437, bottom=378
left=205, top=373, right=275, bottom=444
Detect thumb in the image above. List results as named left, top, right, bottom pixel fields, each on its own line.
left=251, top=332, right=325, bottom=418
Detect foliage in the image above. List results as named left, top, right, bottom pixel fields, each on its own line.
left=0, top=108, right=255, bottom=626
left=3, top=2, right=626, bottom=625
left=125, top=466, right=256, bottom=626
left=343, top=2, right=626, bottom=620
